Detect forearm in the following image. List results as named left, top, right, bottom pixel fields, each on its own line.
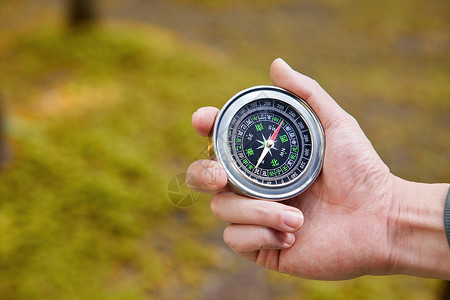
left=389, top=176, right=450, bottom=279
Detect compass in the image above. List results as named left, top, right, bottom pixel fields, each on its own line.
left=210, top=86, right=325, bottom=201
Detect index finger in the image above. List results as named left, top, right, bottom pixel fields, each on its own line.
left=192, top=106, right=220, bottom=137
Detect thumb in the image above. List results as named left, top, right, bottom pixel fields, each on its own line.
left=270, top=58, right=351, bottom=130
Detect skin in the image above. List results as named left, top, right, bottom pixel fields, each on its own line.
left=187, top=58, right=450, bottom=280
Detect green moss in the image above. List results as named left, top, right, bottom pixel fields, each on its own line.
left=0, top=22, right=257, bottom=299
left=0, top=0, right=448, bottom=297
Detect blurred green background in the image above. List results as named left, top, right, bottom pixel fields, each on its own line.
left=0, top=0, right=449, bottom=299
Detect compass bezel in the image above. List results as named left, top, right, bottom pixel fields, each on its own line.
left=213, top=86, right=324, bottom=201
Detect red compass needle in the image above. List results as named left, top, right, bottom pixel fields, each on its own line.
left=255, top=119, right=284, bottom=170
left=270, top=120, right=283, bottom=141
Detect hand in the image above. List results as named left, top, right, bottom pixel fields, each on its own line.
left=187, top=58, right=450, bottom=280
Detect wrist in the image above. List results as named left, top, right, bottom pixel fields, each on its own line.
left=388, top=176, right=450, bottom=279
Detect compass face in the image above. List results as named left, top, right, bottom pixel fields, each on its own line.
left=213, top=86, right=324, bottom=201
left=228, top=99, right=311, bottom=186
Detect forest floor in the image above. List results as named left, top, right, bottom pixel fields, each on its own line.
left=0, top=0, right=448, bottom=299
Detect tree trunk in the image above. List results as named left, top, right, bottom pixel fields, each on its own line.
left=68, top=0, right=98, bottom=29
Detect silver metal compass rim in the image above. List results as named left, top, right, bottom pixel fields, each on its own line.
left=213, top=85, right=325, bottom=201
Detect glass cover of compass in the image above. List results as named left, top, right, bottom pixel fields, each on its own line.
left=211, top=86, right=325, bottom=201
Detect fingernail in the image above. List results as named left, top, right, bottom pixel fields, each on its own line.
left=203, top=167, right=217, bottom=185
left=281, top=232, right=295, bottom=247
left=282, top=210, right=303, bottom=230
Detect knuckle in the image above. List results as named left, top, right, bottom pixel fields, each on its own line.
left=222, top=225, right=235, bottom=248
left=346, top=114, right=360, bottom=127
left=308, top=77, right=322, bottom=90
left=259, top=227, right=272, bottom=246
left=311, top=78, right=321, bottom=88
left=254, top=203, right=269, bottom=223
left=259, top=227, right=274, bottom=247
left=210, top=197, right=219, bottom=216
left=333, top=112, right=359, bottom=130
left=254, top=203, right=281, bottom=229
left=210, top=193, right=224, bottom=218
left=307, top=78, right=326, bottom=99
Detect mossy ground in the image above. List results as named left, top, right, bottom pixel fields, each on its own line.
left=0, top=20, right=259, bottom=299
left=0, top=1, right=448, bottom=299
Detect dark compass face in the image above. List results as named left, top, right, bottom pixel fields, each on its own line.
left=228, top=99, right=312, bottom=186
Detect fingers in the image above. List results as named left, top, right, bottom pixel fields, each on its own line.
left=186, top=159, right=227, bottom=191
left=192, top=106, right=220, bottom=137
left=223, top=224, right=295, bottom=254
left=270, top=58, right=351, bottom=129
left=211, top=192, right=304, bottom=233
left=211, top=192, right=303, bottom=256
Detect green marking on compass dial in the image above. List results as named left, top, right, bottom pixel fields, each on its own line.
left=228, top=98, right=312, bottom=186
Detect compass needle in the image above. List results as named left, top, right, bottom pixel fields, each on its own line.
left=270, top=119, right=284, bottom=142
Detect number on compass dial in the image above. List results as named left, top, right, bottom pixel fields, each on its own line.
left=228, top=99, right=312, bottom=186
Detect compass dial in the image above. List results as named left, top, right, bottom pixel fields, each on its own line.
left=213, top=86, right=324, bottom=201
left=229, top=99, right=311, bottom=186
